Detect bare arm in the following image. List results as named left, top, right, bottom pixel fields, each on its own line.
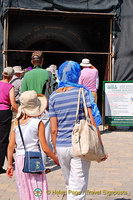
left=7, top=123, right=16, bottom=178
left=9, top=87, right=18, bottom=112
left=96, top=75, right=99, bottom=90
left=90, top=65, right=97, bottom=70
left=38, top=121, right=59, bottom=165
left=50, top=117, right=58, bottom=155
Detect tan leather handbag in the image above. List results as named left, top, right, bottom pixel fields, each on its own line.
left=72, top=88, right=106, bottom=162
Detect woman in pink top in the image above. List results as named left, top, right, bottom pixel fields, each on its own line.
left=0, top=67, right=18, bottom=174
left=79, top=58, right=99, bottom=104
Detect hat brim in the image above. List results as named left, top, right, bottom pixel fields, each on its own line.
left=16, top=94, right=47, bottom=118
left=2, top=72, right=14, bottom=77
left=14, top=70, right=24, bottom=73
left=80, top=63, right=92, bottom=67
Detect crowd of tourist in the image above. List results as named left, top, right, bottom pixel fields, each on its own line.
left=0, top=51, right=107, bottom=200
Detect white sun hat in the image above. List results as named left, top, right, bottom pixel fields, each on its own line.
left=2, top=67, right=14, bottom=77
left=16, top=90, right=47, bottom=119
left=13, top=66, right=24, bottom=74
left=80, top=58, right=92, bottom=67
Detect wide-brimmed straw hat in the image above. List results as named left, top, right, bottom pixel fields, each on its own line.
left=80, top=58, right=91, bottom=67
left=16, top=90, right=47, bottom=119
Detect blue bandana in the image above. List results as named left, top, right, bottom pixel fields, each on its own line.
left=58, top=61, right=102, bottom=127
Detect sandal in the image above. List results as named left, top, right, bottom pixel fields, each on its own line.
left=45, top=168, right=51, bottom=174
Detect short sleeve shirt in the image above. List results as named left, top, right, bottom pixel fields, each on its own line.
left=79, top=68, right=98, bottom=92
left=21, top=68, right=48, bottom=93
left=49, top=87, right=91, bottom=147
left=0, top=81, right=13, bottom=110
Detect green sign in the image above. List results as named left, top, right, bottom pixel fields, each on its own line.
left=103, top=81, right=133, bottom=126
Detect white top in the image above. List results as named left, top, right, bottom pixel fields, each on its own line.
left=14, top=118, right=41, bottom=156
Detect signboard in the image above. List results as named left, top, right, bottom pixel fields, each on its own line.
left=103, top=81, right=133, bottom=126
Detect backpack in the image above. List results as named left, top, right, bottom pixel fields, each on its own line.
left=42, top=71, right=58, bottom=101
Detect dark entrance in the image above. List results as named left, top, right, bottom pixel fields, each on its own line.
left=5, top=8, right=114, bottom=113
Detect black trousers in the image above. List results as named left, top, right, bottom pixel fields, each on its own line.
left=0, top=109, right=12, bottom=168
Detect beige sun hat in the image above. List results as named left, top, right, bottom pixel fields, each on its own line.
left=2, top=67, right=14, bottom=77
left=16, top=90, right=47, bottom=119
left=13, top=66, right=24, bottom=73
left=80, top=58, right=92, bottom=67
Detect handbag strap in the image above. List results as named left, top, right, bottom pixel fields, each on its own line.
left=81, top=88, right=89, bottom=120
left=18, top=119, right=26, bottom=151
left=75, top=88, right=89, bottom=124
left=75, top=88, right=81, bottom=124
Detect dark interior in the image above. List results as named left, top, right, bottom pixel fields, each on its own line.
left=7, top=10, right=111, bottom=113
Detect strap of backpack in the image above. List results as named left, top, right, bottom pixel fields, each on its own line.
left=10, top=77, right=19, bottom=84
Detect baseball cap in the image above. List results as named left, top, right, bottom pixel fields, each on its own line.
left=31, top=51, right=43, bottom=61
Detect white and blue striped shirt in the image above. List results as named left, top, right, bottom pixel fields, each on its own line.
left=49, top=87, right=91, bottom=147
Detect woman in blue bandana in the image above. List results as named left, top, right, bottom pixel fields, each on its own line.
left=49, top=61, right=107, bottom=200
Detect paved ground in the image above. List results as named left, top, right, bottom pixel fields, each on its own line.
left=0, top=126, right=133, bottom=200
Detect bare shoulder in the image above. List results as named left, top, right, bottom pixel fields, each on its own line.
left=56, top=87, right=74, bottom=92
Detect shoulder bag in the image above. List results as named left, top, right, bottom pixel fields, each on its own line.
left=72, top=88, right=106, bottom=162
left=18, top=119, right=45, bottom=174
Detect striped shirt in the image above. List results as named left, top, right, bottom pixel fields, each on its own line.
left=49, top=87, right=91, bottom=147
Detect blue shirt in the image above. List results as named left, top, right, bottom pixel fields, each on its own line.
left=49, top=87, right=91, bottom=147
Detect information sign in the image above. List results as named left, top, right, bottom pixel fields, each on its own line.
left=103, top=81, right=133, bottom=126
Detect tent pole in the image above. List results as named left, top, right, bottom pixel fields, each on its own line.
left=3, top=14, right=8, bottom=68
left=3, top=17, right=6, bottom=68
left=112, top=18, right=115, bottom=81
left=6, top=14, right=9, bottom=67
left=109, top=18, right=113, bottom=81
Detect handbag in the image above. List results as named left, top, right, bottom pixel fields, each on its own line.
left=72, top=88, right=106, bottom=162
left=18, top=119, right=45, bottom=174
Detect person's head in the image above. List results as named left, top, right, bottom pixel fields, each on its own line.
left=16, top=90, right=47, bottom=119
left=13, top=66, right=24, bottom=78
left=49, top=64, right=57, bottom=70
left=58, top=61, right=81, bottom=84
left=80, top=58, right=91, bottom=68
left=46, top=64, right=58, bottom=80
left=2, top=67, right=14, bottom=82
left=31, top=51, right=43, bottom=67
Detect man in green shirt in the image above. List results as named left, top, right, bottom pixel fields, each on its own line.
left=21, top=51, right=57, bottom=173
left=21, top=51, right=57, bottom=100
left=22, top=52, right=47, bottom=93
